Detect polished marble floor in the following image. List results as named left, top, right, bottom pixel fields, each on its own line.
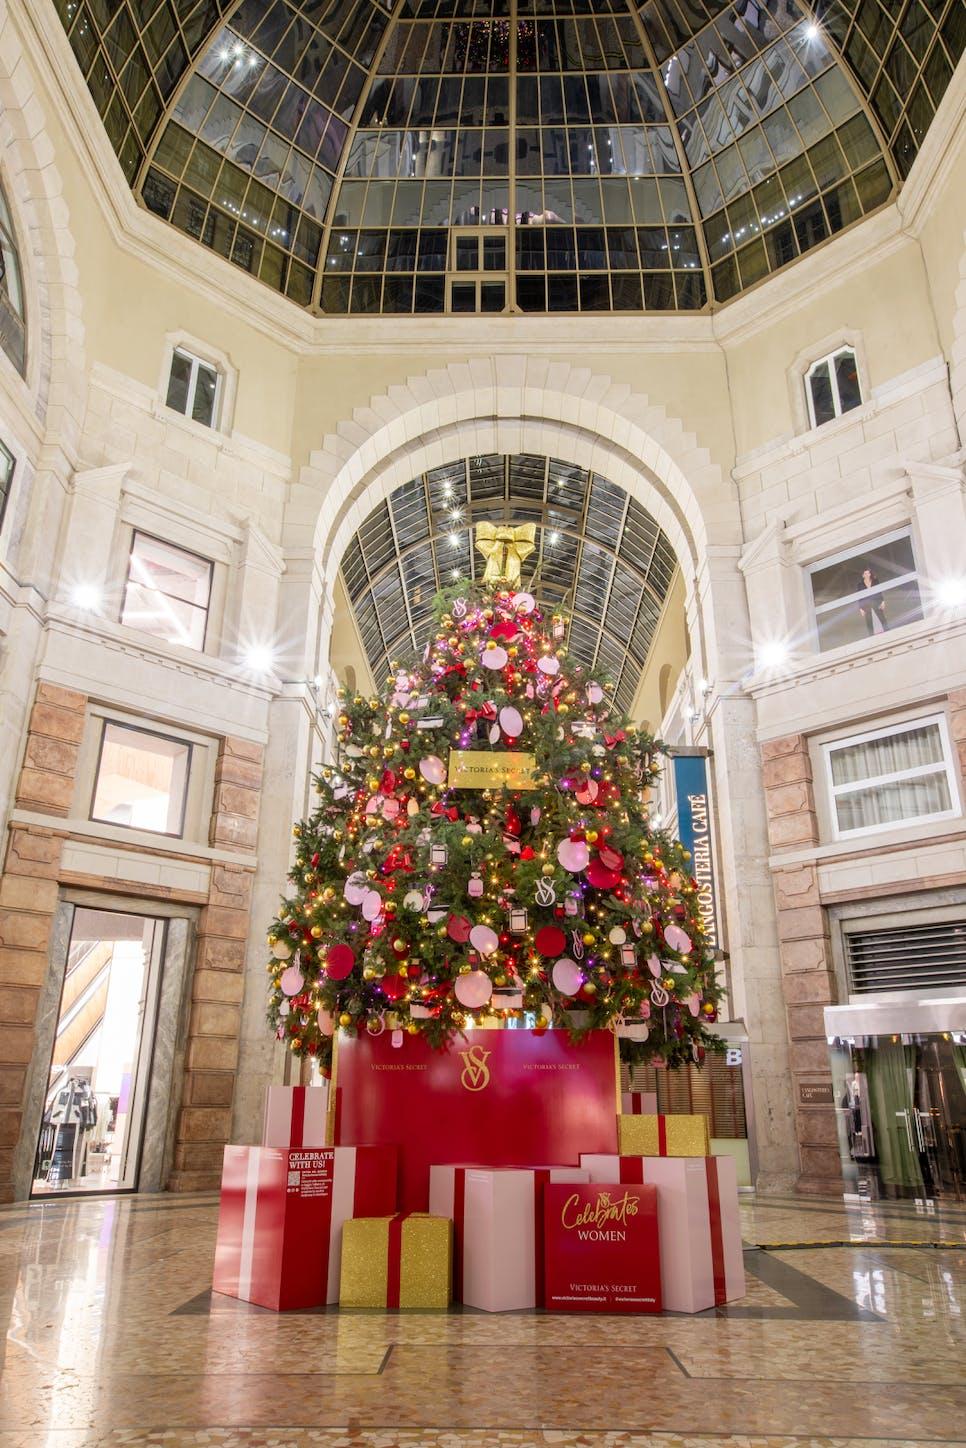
left=0, top=1190, right=963, bottom=1448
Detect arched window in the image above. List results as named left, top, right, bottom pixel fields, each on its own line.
left=0, top=182, right=26, bottom=376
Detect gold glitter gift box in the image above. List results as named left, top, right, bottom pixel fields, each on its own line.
left=617, top=1113, right=710, bottom=1157
left=340, top=1212, right=452, bottom=1309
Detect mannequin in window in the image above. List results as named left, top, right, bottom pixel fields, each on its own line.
left=858, top=568, right=887, bottom=634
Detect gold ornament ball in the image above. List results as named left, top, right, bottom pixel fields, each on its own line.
left=662, top=977, right=676, bottom=990
left=448, top=635, right=459, bottom=648
left=404, top=767, right=416, bottom=780
left=392, top=937, right=406, bottom=953
left=383, top=745, right=396, bottom=758
left=541, top=863, right=555, bottom=877
left=462, top=835, right=472, bottom=846
left=353, top=696, right=364, bottom=706
left=339, top=1012, right=353, bottom=1028
left=405, top=1021, right=419, bottom=1035
left=399, top=712, right=410, bottom=725
left=290, top=1039, right=301, bottom=1052
left=310, top=925, right=323, bottom=939
left=642, top=922, right=654, bottom=935
left=681, top=850, right=692, bottom=862
left=582, top=931, right=595, bottom=946
left=369, top=745, right=380, bottom=758
left=583, top=982, right=597, bottom=995
left=338, top=714, right=349, bottom=727
left=586, top=829, right=598, bottom=843
left=363, top=967, right=376, bottom=980
left=267, top=934, right=277, bottom=946
left=580, top=761, right=592, bottom=773
left=368, top=698, right=379, bottom=710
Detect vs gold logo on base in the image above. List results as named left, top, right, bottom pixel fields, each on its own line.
left=459, top=1045, right=492, bottom=1092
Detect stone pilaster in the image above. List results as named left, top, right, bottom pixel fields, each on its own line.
left=0, top=682, right=86, bottom=1199
left=762, top=733, right=843, bottom=1194
left=168, top=737, right=263, bottom=1192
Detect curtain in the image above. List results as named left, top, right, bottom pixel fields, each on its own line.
left=953, top=1042, right=966, bottom=1099
left=862, top=1040, right=924, bottom=1192
left=836, top=775, right=951, bottom=832
left=831, top=724, right=943, bottom=786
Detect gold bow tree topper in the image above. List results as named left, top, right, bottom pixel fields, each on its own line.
left=474, top=522, right=536, bottom=587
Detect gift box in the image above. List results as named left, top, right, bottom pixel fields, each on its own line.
left=340, top=1213, right=452, bottom=1309
left=262, top=1084, right=329, bottom=1149
left=213, top=1143, right=397, bottom=1310
left=580, top=1152, right=744, bottom=1312
left=429, top=1164, right=588, bottom=1311
left=621, top=1091, right=657, bottom=1115
left=617, top=1112, right=709, bottom=1157
left=543, top=1181, right=662, bottom=1313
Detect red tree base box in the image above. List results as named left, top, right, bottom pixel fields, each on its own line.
left=333, top=1028, right=619, bottom=1209
left=543, top=1181, right=662, bottom=1313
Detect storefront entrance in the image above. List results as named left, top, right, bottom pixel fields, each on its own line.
left=31, top=907, right=167, bottom=1196
left=827, top=1028, right=966, bottom=1201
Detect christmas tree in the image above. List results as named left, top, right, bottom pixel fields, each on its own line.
left=267, top=523, right=723, bottom=1073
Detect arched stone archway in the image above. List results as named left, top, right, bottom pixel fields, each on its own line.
left=239, top=362, right=798, bottom=1193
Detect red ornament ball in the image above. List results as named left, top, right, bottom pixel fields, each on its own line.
left=325, top=944, right=355, bottom=980
left=534, top=925, right=566, bottom=958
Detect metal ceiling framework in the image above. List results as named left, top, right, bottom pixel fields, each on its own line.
left=52, top=0, right=964, bottom=314
left=339, top=453, right=677, bottom=713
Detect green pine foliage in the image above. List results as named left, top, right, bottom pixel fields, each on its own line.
left=266, top=581, right=723, bottom=1072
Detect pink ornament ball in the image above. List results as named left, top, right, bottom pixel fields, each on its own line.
left=454, top=971, right=493, bottom=1009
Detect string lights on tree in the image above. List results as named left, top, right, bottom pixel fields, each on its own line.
left=266, top=523, right=723, bottom=1072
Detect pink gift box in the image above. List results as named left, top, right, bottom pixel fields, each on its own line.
left=580, top=1153, right=744, bottom=1312
left=429, top=1164, right=587, bottom=1311
left=213, top=1143, right=396, bottom=1310
left=262, top=1084, right=329, bottom=1149
left=621, top=1091, right=657, bottom=1115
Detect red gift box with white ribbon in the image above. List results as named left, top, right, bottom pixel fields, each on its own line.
left=213, top=1143, right=396, bottom=1310
left=262, top=1084, right=329, bottom=1149
left=429, top=1164, right=587, bottom=1311
left=580, top=1153, right=744, bottom=1312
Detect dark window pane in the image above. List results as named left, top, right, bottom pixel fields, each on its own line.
left=192, top=363, right=218, bottom=426
left=450, top=281, right=476, bottom=311
left=481, top=281, right=504, bottom=311
left=808, top=361, right=835, bottom=426
left=835, top=350, right=862, bottom=413
left=165, top=351, right=192, bottom=414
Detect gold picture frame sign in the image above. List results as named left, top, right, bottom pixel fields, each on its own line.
left=447, top=749, right=538, bottom=790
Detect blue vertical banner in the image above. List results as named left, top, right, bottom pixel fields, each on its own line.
left=671, top=753, right=719, bottom=953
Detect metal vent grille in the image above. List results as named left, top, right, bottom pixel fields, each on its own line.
left=845, top=919, right=966, bottom=995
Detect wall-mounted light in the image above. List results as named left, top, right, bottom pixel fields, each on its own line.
left=936, top=577, right=966, bottom=609
left=243, top=644, right=275, bottom=673
left=70, top=583, right=103, bottom=612
left=757, top=638, right=790, bottom=672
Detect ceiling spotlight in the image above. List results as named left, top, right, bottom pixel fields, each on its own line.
left=449, top=532, right=460, bottom=547
left=937, top=577, right=966, bottom=609
left=71, top=583, right=102, bottom=611
left=805, top=21, right=820, bottom=39
left=244, top=644, right=275, bottom=673
left=548, top=531, right=560, bottom=545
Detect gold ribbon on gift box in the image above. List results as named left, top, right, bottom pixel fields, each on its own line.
left=474, top=522, right=536, bottom=586
left=617, top=1113, right=710, bottom=1158
left=340, top=1213, right=452, bottom=1309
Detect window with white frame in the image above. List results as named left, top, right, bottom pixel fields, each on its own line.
left=805, top=347, right=862, bottom=428
left=807, top=529, right=923, bottom=652
left=0, top=440, right=14, bottom=532
left=824, top=716, right=959, bottom=839
left=120, top=531, right=213, bottom=651
left=165, top=347, right=220, bottom=428
left=91, top=720, right=192, bottom=837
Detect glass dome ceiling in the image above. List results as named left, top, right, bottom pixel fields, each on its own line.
left=341, top=453, right=677, bottom=712
left=56, top=0, right=964, bottom=314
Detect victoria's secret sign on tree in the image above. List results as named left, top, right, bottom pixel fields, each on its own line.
left=672, top=753, right=719, bottom=953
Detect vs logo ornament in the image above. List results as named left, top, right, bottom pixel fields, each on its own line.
left=459, top=1045, right=492, bottom=1092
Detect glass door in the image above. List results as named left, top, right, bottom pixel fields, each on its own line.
left=830, top=1032, right=966, bottom=1201
left=32, top=907, right=166, bottom=1196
